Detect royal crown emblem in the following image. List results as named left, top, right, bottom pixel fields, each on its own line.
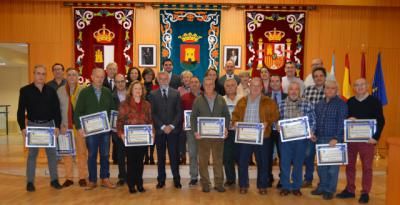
left=178, top=32, right=202, bottom=43
left=93, top=24, right=115, bottom=43
left=264, top=28, right=285, bottom=42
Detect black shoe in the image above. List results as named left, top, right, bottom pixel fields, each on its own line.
left=137, top=186, right=146, bottom=193
left=62, top=179, right=74, bottom=187
left=359, top=193, right=369, bottom=204
left=78, top=179, right=87, bottom=187
left=214, top=186, right=225, bottom=193
left=116, top=179, right=125, bottom=187
left=144, top=160, right=150, bottom=165
left=156, top=181, right=165, bottom=189
left=276, top=180, right=282, bottom=189
left=202, top=186, right=210, bottom=193
left=129, top=187, right=137, bottom=194
left=26, top=182, right=35, bottom=192
left=189, top=179, right=198, bottom=186
left=174, top=181, right=182, bottom=189
left=50, top=180, right=62, bottom=190
left=336, top=189, right=355, bottom=199
left=249, top=161, right=256, bottom=166
left=224, top=180, right=236, bottom=187
left=323, top=192, right=334, bottom=200
left=311, top=189, right=324, bottom=196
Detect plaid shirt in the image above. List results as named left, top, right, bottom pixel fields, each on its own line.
left=303, top=85, right=325, bottom=105
left=278, top=97, right=316, bottom=132
left=315, top=96, right=348, bottom=144
left=244, top=95, right=261, bottom=123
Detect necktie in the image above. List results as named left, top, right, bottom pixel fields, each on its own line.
left=273, top=93, right=278, bottom=102
left=162, top=89, right=167, bottom=100
left=110, top=79, right=114, bottom=90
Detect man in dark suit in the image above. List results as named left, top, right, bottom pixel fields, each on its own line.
left=218, top=59, right=240, bottom=95
left=149, top=71, right=183, bottom=189
left=266, top=74, right=287, bottom=188
left=103, top=62, right=118, bottom=92
left=162, top=59, right=182, bottom=89
left=112, top=74, right=127, bottom=187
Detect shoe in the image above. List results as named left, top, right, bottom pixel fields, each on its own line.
left=249, top=161, right=256, bottom=166
left=276, top=180, right=282, bottom=189
left=323, top=192, right=334, bottom=200
left=129, top=187, right=137, bottom=194
left=156, top=181, right=165, bottom=189
left=214, top=186, right=225, bottom=193
left=85, top=182, right=97, bottom=190
left=302, top=181, right=312, bottom=188
left=259, top=188, right=267, bottom=195
left=224, top=180, right=236, bottom=187
left=112, top=161, right=118, bottom=165
left=202, top=186, right=210, bottom=193
left=150, top=159, right=155, bottom=165
left=62, top=179, right=74, bottom=187
left=174, top=181, right=182, bottom=189
left=78, top=179, right=87, bottom=187
left=137, top=186, right=146, bottom=193
left=189, top=179, right=198, bottom=186
left=292, top=190, right=302, bottom=196
left=359, top=193, right=369, bottom=204
left=311, top=189, right=324, bottom=195
left=144, top=160, right=150, bottom=165
left=26, top=182, right=35, bottom=192
left=101, top=179, right=116, bottom=189
left=336, top=189, right=355, bottom=198
left=116, top=179, right=125, bottom=187
left=280, top=189, right=290, bottom=196
left=239, top=187, right=248, bottom=194
left=50, top=180, right=63, bottom=190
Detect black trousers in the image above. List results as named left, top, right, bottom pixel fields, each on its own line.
left=125, top=146, right=147, bottom=188
left=156, top=133, right=180, bottom=182
left=267, top=130, right=281, bottom=181
left=111, top=132, right=126, bottom=180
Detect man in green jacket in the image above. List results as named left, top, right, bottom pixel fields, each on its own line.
left=191, top=77, right=230, bottom=193
left=74, top=68, right=116, bottom=190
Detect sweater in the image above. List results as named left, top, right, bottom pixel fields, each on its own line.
left=347, top=95, right=385, bottom=140
left=73, top=85, right=116, bottom=129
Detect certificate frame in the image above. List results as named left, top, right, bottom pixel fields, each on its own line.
left=344, top=119, right=376, bottom=142
left=316, top=143, right=348, bottom=166
left=56, top=129, right=76, bottom=156
left=197, top=117, right=225, bottom=139
left=124, top=124, right=153, bottom=146
left=110, top=110, right=118, bottom=132
left=235, top=122, right=264, bottom=145
left=278, top=116, right=311, bottom=142
left=184, top=110, right=192, bottom=131
left=25, top=126, right=56, bottom=148
left=79, top=111, right=111, bottom=137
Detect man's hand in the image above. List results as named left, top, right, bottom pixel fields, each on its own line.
left=60, top=125, right=67, bottom=135
left=78, top=129, right=85, bottom=138
left=368, top=138, right=378, bottom=145
left=310, top=133, right=317, bottom=142
left=329, top=138, right=338, bottom=147
left=224, top=128, right=228, bottom=139
left=21, top=129, right=26, bottom=138
left=348, top=117, right=357, bottom=120
left=195, top=132, right=201, bottom=140
left=163, top=125, right=173, bottom=134
left=263, top=122, right=268, bottom=128
left=54, top=128, right=60, bottom=137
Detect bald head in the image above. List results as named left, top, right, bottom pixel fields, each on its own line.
left=311, top=58, right=323, bottom=69
left=115, top=73, right=126, bottom=91
left=353, top=78, right=369, bottom=96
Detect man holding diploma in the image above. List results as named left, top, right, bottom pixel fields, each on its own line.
left=311, top=80, right=348, bottom=200
left=232, top=77, right=279, bottom=195
left=278, top=81, right=316, bottom=196
left=191, top=77, right=230, bottom=193
left=74, top=68, right=116, bottom=190
left=336, top=78, right=385, bottom=204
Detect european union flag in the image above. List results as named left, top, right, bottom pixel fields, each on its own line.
left=372, top=53, right=388, bottom=106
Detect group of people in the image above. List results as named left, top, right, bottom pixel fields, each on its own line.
left=17, top=58, right=384, bottom=204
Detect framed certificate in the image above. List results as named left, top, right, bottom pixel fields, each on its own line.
left=344, top=119, right=376, bottom=142
left=110, top=110, right=118, bottom=132
left=56, top=130, right=76, bottom=156
left=184, top=110, right=192, bottom=130
left=79, top=111, right=111, bottom=137
left=197, top=117, right=225, bottom=139
left=316, top=143, right=348, bottom=166
left=235, top=122, right=264, bottom=145
left=25, top=126, right=56, bottom=148
left=124, top=125, right=153, bottom=146
left=278, top=116, right=311, bottom=142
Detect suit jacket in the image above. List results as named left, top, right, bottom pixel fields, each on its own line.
left=149, top=87, right=182, bottom=135
left=112, top=90, right=125, bottom=109
left=103, top=77, right=115, bottom=92
left=266, top=91, right=287, bottom=103
left=169, top=73, right=182, bottom=89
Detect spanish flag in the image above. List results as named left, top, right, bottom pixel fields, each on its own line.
left=342, top=54, right=352, bottom=99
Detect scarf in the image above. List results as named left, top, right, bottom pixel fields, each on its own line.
left=66, top=84, right=79, bottom=129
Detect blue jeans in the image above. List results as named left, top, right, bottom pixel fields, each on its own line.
left=279, top=139, right=307, bottom=190
left=223, top=130, right=238, bottom=182
left=238, top=138, right=271, bottom=188
left=86, top=132, right=110, bottom=183
left=317, top=165, right=340, bottom=194
left=304, top=140, right=316, bottom=182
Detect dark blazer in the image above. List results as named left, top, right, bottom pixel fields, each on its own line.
left=266, top=91, right=287, bottom=103
left=103, top=77, right=115, bottom=92
left=112, top=90, right=123, bottom=109
left=149, top=87, right=182, bottom=135
left=169, top=73, right=182, bottom=89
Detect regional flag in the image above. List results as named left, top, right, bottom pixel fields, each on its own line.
left=328, top=52, right=336, bottom=80
left=372, top=53, right=388, bottom=106
left=342, top=53, right=352, bottom=99
left=361, top=51, right=366, bottom=78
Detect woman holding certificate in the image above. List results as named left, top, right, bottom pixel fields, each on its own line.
left=117, top=80, right=153, bottom=194
left=277, top=81, right=316, bottom=196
